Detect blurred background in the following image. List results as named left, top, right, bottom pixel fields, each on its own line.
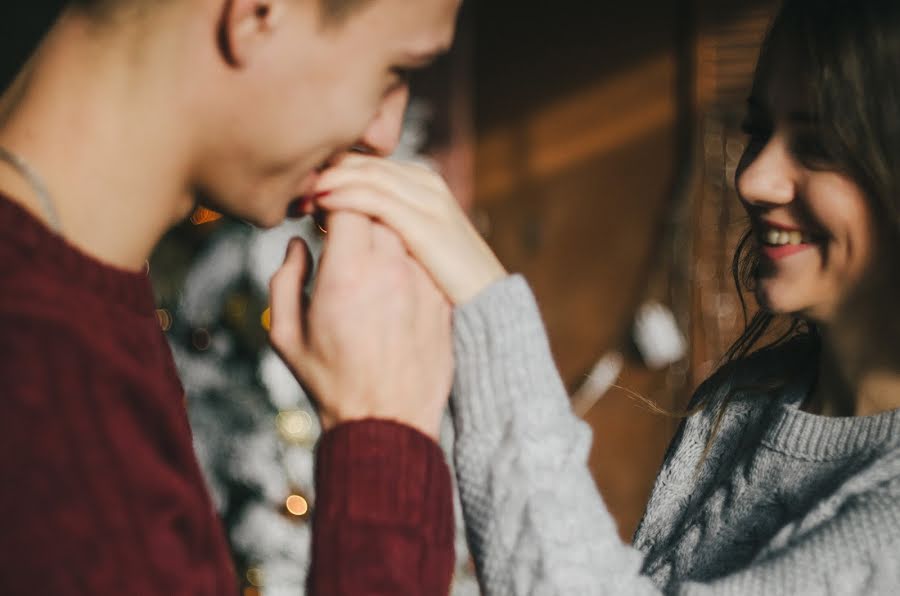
left=142, top=0, right=782, bottom=593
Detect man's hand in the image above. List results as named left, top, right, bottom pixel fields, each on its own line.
left=268, top=211, right=453, bottom=441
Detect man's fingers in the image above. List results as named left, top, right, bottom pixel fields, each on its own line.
left=269, top=237, right=311, bottom=368
left=320, top=211, right=373, bottom=268
left=371, top=221, right=406, bottom=258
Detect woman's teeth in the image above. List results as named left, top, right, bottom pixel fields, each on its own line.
left=763, top=229, right=810, bottom=246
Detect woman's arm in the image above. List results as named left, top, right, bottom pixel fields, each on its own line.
left=450, top=275, right=900, bottom=596
left=450, top=274, right=657, bottom=595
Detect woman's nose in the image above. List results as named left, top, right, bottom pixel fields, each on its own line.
left=735, top=134, right=798, bottom=208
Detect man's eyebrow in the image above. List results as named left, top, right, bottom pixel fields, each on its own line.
left=401, top=46, right=450, bottom=67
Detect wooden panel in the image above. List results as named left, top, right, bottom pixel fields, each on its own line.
left=473, top=1, right=681, bottom=386
left=688, top=1, right=778, bottom=385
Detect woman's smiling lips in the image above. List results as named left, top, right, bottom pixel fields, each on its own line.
left=756, top=219, right=820, bottom=260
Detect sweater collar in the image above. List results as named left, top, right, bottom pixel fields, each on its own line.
left=0, top=193, right=157, bottom=314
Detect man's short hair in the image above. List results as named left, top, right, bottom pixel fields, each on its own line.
left=1, top=0, right=376, bottom=93
left=69, top=0, right=375, bottom=24
left=320, top=0, right=374, bottom=23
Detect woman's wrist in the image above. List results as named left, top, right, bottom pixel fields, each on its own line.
left=453, top=247, right=508, bottom=305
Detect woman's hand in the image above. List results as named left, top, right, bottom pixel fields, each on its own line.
left=310, top=154, right=507, bottom=305
left=268, top=212, right=453, bottom=441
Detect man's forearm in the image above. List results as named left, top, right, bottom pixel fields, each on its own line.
left=308, top=419, right=455, bottom=596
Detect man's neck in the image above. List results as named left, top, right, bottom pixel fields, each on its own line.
left=0, top=10, right=196, bottom=272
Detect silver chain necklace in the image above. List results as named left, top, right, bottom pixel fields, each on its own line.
left=0, top=146, right=63, bottom=234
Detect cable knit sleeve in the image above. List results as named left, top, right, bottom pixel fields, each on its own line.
left=308, top=420, right=456, bottom=596
left=450, top=274, right=656, bottom=595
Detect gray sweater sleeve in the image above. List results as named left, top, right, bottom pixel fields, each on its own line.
left=450, top=274, right=656, bottom=595
left=449, top=275, right=900, bottom=596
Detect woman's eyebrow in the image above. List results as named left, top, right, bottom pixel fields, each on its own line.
left=786, top=110, right=819, bottom=125
left=746, top=97, right=818, bottom=124
left=745, top=96, right=768, bottom=114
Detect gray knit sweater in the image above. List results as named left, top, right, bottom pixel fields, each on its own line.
left=450, top=275, right=900, bottom=595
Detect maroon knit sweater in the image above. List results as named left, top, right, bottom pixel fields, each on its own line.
left=0, top=194, right=455, bottom=595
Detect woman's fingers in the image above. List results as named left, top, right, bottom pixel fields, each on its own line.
left=315, top=156, right=446, bottom=217
left=317, top=184, right=421, bottom=240
left=316, top=185, right=454, bottom=296
left=312, top=155, right=508, bottom=305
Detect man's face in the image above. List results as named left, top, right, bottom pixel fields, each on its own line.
left=191, top=0, right=459, bottom=228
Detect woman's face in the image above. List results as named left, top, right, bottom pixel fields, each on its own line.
left=735, top=56, right=878, bottom=324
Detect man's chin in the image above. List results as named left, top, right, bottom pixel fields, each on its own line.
left=248, top=208, right=290, bottom=230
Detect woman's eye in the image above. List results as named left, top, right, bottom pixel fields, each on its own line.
left=791, top=133, right=833, bottom=166
left=739, top=119, right=772, bottom=162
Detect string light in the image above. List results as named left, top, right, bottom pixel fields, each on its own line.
left=245, top=568, right=264, bottom=588
left=155, top=309, right=173, bottom=332
left=225, top=295, right=249, bottom=325
left=285, top=494, right=309, bottom=518
left=314, top=210, right=328, bottom=235
left=190, top=206, right=223, bottom=225
left=276, top=410, right=314, bottom=446
left=191, top=328, right=211, bottom=351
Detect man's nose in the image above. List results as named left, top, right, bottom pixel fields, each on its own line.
left=736, top=134, right=798, bottom=208
left=355, top=85, right=410, bottom=157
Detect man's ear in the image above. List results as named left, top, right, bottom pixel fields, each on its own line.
left=217, top=0, right=286, bottom=67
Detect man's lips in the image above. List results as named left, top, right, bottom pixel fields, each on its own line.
left=296, top=170, right=321, bottom=195
left=287, top=192, right=330, bottom=219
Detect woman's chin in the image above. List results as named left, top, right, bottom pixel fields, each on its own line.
left=755, top=283, right=830, bottom=322
left=754, top=282, right=801, bottom=315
